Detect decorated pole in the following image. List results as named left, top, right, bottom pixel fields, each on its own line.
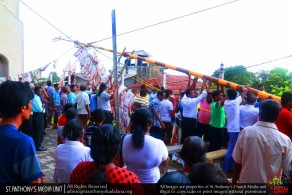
left=83, top=44, right=281, bottom=102
left=111, top=10, right=120, bottom=130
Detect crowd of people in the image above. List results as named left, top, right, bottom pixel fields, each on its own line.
left=0, top=75, right=292, bottom=189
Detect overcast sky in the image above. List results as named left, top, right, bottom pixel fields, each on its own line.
left=19, top=0, right=292, bottom=78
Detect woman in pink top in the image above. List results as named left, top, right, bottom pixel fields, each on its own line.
left=197, top=92, right=213, bottom=138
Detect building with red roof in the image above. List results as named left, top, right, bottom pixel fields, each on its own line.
left=126, top=74, right=202, bottom=96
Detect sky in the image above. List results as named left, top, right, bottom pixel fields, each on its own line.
left=19, top=0, right=292, bottom=78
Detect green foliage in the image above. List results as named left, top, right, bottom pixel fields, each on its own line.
left=212, top=65, right=292, bottom=97
left=251, top=70, right=270, bottom=92
left=212, top=65, right=256, bottom=86
left=38, top=77, right=47, bottom=82
left=47, top=72, right=60, bottom=83
left=265, top=67, right=292, bottom=96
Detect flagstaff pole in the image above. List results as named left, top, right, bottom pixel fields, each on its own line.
left=219, top=63, right=225, bottom=80
left=68, top=71, right=71, bottom=85
left=87, top=45, right=281, bottom=102
left=112, top=10, right=120, bottom=130
left=60, top=38, right=280, bottom=102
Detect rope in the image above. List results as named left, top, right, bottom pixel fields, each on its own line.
left=131, top=76, right=160, bottom=91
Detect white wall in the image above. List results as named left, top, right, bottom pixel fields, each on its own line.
left=0, top=0, right=24, bottom=76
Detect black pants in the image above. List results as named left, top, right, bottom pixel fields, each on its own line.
left=150, top=126, right=164, bottom=141
left=223, top=127, right=229, bottom=148
left=162, top=121, right=173, bottom=146
left=46, top=98, right=54, bottom=125
left=181, top=117, right=197, bottom=144
left=32, top=112, right=44, bottom=148
left=103, top=110, right=113, bottom=124
left=204, top=125, right=224, bottom=152
left=196, top=122, right=209, bottom=138
left=43, top=113, right=47, bottom=128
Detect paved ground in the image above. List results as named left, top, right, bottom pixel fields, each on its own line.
left=36, top=127, right=57, bottom=183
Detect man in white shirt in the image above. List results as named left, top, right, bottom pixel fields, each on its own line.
left=180, top=79, right=210, bottom=144
left=223, top=87, right=247, bottom=174
left=232, top=99, right=292, bottom=183
left=75, top=84, right=90, bottom=129
left=160, top=90, right=174, bottom=145
left=239, top=92, right=259, bottom=129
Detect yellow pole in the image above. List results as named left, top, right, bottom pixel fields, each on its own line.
left=86, top=44, right=281, bottom=102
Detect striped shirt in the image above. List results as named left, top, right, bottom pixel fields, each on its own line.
left=133, top=96, right=149, bottom=108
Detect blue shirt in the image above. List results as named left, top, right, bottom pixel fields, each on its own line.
left=53, top=90, right=61, bottom=107
left=149, top=92, right=157, bottom=104
left=47, top=86, right=54, bottom=98
left=0, top=125, right=43, bottom=183
left=255, top=102, right=260, bottom=108
left=90, top=94, right=97, bottom=112
left=85, top=90, right=92, bottom=98
left=68, top=92, right=76, bottom=105
left=32, top=94, right=43, bottom=113
left=150, top=97, right=161, bottom=128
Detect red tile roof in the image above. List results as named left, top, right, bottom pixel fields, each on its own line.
left=127, top=75, right=202, bottom=95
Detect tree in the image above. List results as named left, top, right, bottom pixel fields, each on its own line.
left=212, top=65, right=256, bottom=86
left=253, top=70, right=270, bottom=91
left=265, top=67, right=292, bottom=96
left=47, top=72, right=60, bottom=83
left=212, top=65, right=291, bottom=97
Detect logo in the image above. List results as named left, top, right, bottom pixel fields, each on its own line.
left=266, top=174, right=289, bottom=194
